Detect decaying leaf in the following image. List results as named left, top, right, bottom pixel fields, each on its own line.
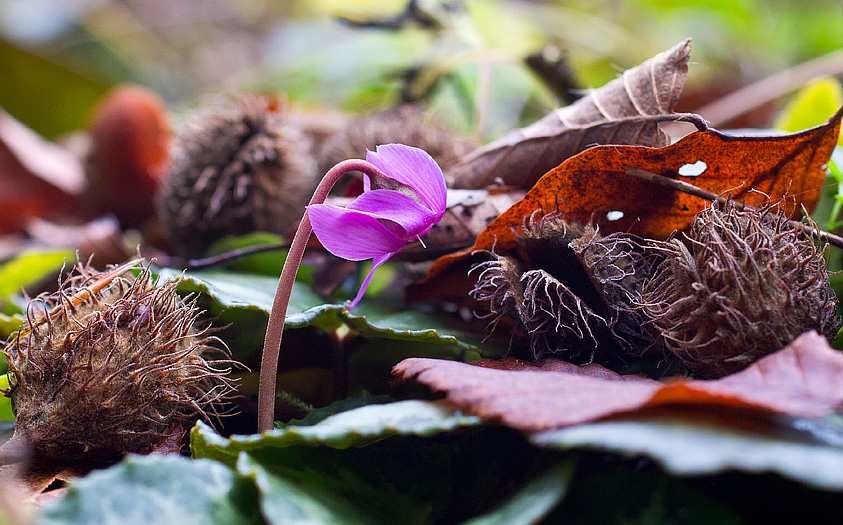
left=0, top=109, right=85, bottom=233
left=447, top=39, right=698, bottom=190
left=400, top=188, right=527, bottom=261
left=393, top=331, right=843, bottom=432
left=427, top=108, right=843, bottom=279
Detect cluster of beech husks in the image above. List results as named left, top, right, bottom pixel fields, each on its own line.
left=0, top=262, right=235, bottom=465
left=472, top=202, right=841, bottom=378
left=157, top=96, right=476, bottom=257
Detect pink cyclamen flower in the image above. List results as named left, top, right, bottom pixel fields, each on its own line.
left=308, top=144, right=447, bottom=308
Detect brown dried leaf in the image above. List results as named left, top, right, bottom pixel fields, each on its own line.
left=401, top=188, right=526, bottom=261
left=426, top=108, right=843, bottom=280
left=393, top=331, right=843, bottom=432
left=448, top=39, right=696, bottom=190
left=0, top=109, right=85, bottom=233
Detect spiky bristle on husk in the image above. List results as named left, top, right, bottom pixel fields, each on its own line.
left=2, top=262, right=236, bottom=461
left=640, top=201, right=841, bottom=378
left=158, top=95, right=319, bottom=257
left=470, top=213, right=658, bottom=362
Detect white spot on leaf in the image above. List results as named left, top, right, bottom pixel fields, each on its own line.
left=678, top=161, right=707, bottom=177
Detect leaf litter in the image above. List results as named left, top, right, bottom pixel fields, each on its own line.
left=3, top=32, right=843, bottom=523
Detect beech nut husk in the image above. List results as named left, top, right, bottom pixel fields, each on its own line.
left=471, top=213, right=658, bottom=362
left=158, top=95, right=319, bottom=257
left=1, top=262, right=236, bottom=462
left=639, top=201, right=841, bottom=378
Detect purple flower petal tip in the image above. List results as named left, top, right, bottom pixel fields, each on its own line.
left=311, top=143, right=447, bottom=309
left=366, top=144, right=447, bottom=215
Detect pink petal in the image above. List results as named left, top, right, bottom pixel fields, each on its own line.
left=348, top=189, right=437, bottom=237
left=366, top=144, right=447, bottom=214
left=308, top=204, right=406, bottom=261
left=349, top=252, right=395, bottom=309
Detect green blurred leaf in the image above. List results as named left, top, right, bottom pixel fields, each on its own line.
left=256, top=19, right=429, bottom=110
left=0, top=373, right=12, bottom=420
left=774, top=77, right=843, bottom=144
left=37, top=455, right=263, bottom=525
left=533, top=413, right=843, bottom=491
left=0, top=249, right=72, bottom=300
left=0, top=39, right=111, bottom=139
left=0, top=312, right=23, bottom=341
left=192, top=400, right=481, bottom=463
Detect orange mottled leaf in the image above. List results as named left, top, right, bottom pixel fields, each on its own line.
left=427, top=108, right=843, bottom=278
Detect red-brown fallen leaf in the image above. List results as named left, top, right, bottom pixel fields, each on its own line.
left=85, top=85, right=171, bottom=228
left=393, top=331, right=843, bottom=432
left=427, top=108, right=843, bottom=279
left=0, top=109, right=85, bottom=233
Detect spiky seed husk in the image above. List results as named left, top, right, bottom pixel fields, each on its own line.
left=471, top=213, right=656, bottom=362
left=640, top=202, right=841, bottom=378
left=158, top=95, right=319, bottom=257
left=315, top=104, right=478, bottom=176
left=1, top=263, right=235, bottom=461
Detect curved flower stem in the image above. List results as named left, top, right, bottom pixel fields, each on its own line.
left=257, top=159, right=387, bottom=433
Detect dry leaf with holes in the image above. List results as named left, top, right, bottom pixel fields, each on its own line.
left=426, top=108, right=843, bottom=280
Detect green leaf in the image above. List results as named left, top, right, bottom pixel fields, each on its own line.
left=774, top=77, right=843, bottom=144
left=236, top=452, right=384, bottom=525
left=192, top=400, right=481, bottom=464
left=545, top=468, right=742, bottom=525
left=196, top=398, right=538, bottom=524
left=532, top=413, right=843, bottom=491
left=0, top=313, right=23, bottom=340
left=201, top=423, right=532, bottom=524
left=284, top=391, right=396, bottom=427
left=0, top=39, right=112, bottom=139
left=0, top=374, right=12, bottom=420
left=163, top=269, right=496, bottom=354
left=204, top=232, right=290, bottom=277
left=0, top=249, right=73, bottom=300
left=462, top=461, right=573, bottom=525
left=158, top=268, right=344, bottom=330
left=37, top=455, right=263, bottom=525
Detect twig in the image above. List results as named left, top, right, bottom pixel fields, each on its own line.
left=525, top=44, right=581, bottom=105
left=337, top=0, right=443, bottom=30
left=693, top=48, right=843, bottom=127
left=625, top=167, right=843, bottom=249
left=152, top=244, right=288, bottom=271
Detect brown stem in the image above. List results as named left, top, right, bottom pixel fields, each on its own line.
left=625, top=167, right=843, bottom=249
left=257, top=159, right=387, bottom=433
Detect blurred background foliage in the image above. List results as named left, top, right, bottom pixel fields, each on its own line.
left=0, top=0, right=841, bottom=141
